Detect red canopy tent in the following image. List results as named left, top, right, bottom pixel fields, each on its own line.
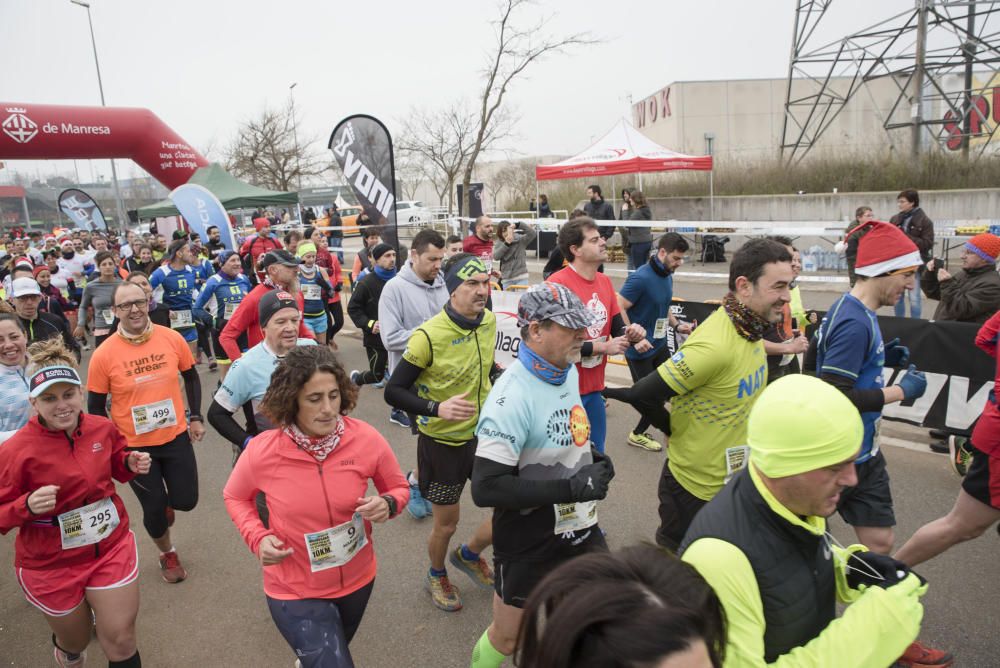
left=535, top=118, right=714, bottom=216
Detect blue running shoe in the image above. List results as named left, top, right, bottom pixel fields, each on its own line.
left=406, top=471, right=431, bottom=519
left=390, top=409, right=411, bottom=428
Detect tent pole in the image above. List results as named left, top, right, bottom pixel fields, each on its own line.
left=638, top=172, right=644, bottom=190
left=534, top=177, right=540, bottom=259
left=22, top=196, right=30, bottom=230
left=709, top=169, right=714, bottom=221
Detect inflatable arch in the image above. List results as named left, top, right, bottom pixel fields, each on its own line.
left=0, top=102, right=208, bottom=189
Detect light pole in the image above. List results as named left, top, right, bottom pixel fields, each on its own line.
left=289, top=82, right=303, bottom=193
left=70, top=0, right=128, bottom=232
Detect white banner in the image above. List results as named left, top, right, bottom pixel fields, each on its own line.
left=491, top=290, right=523, bottom=367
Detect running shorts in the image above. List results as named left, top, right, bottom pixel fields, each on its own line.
left=16, top=529, right=138, bottom=617
left=303, top=314, right=328, bottom=336
left=494, top=529, right=607, bottom=608
left=416, top=434, right=477, bottom=506
left=837, top=450, right=896, bottom=528
left=176, top=325, right=198, bottom=343
left=961, top=443, right=1000, bottom=510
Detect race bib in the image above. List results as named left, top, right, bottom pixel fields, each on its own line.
left=100, top=308, right=115, bottom=326
left=724, top=445, right=750, bottom=483
left=870, top=418, right=881, bottom=458
left=131, top=399, right=178, bottom=435
left=653, top=318, right=669, bottom=339
left=581, top=336, right=606, bottom=369
left=169, top=309, right=193, bottom=329
left=302, top=284, right=322, bottom=301
left=553, top=501, right=598, bottom=535
left=58, top=497, right=120, bottom=550
left=304, top=513, right=368, bottom=572
left=223, top=302, right=239, bottom=320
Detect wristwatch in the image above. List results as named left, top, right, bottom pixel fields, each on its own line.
left=188, top=415, right=204, bottom=423
left=380, top=494, right=398, bottom=517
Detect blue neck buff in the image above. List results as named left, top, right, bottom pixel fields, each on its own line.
left=518, top=342, right=570, bottom=385
left=373, top=265, right=396, bottom=281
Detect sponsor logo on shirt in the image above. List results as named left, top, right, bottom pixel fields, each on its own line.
left=737, top=364, right=767, bottom=399
left=569, top=405, right=590, bottom=447
left=91, top=442, right=103, bottom=452
left=479, top=427, right=515, bottom=444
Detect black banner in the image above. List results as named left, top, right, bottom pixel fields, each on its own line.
left=664, top=300, right=993, bottom=434
left=58, top=188, right=107, bottom=231
left=457, top=182, right=484, bottom=219
left=329, top=115, right=398, bottom=251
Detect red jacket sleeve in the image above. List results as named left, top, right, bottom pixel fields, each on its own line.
left=976, top=310, right=1000, bottom=358
left=297, top=293, right=314, bottom=339
left=109, top=424, right=137, bottom=485
left=330, top=257, right=342, bottom=303
left=222, top=439, right=273, bottom=556
left=0, top=446, right=31, bottom=534
left=220, top=290, right=258, bottom=361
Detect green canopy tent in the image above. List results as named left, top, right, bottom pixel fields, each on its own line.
left=136, top=163, right=298, bottom=218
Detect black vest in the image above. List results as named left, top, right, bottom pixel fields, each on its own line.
left=680, top=469, right=835, bottom=662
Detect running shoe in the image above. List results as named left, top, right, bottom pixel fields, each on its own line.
left=208, top=358, right=218, bottom=371
left=406, top=473, right=431, bottom=519
left=159, top=550, right=187, bottom=584
left=896, top=640, right=954, bottom=667
left=449, top=546, right=494, bottom=590
left=350, top=370, right=362, bottom=387
left=928, top=440, right=949, bottom=454
left=390, top=409, right=411, bottom=428
left=373, top=379, right=387, bottom=389
left=627, top=431, right=663, bottom=452
left=53, top=646, right=86, bottom=668
left=425, top=571, right=462, bottom=611
left=948, top=435, right=973, bottom=478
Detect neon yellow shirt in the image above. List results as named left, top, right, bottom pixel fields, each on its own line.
left=403, top=308, right=496, bottom=445
left=789, top=285, right=807, bottom=330
left=682, top=466, right=924, bottom=667
left=656, top=307, right=766, bottom=500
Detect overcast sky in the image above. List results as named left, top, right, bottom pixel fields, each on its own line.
left=1, top=0, right=912, bottom=183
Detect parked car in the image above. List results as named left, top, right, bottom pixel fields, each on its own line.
left=396, top=200, right=433, bottom=225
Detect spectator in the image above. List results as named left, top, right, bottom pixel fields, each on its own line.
left=328, top=203, right=344, bottom=261
left=842, top=206, right=874, bottom=287
left=536, top=194, right=553, bottom=218
left=921, top=233, right=1000, bottom=324
left=627, top=190, right=653, bottom=270
left=890, top=189, right=934, bottom=318
left=492, top=221, right=537, bottom=287
left=584, top=184, right=616, bottom=242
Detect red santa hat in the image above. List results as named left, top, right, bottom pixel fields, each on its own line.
left=848, top=221, right=922, bottom=277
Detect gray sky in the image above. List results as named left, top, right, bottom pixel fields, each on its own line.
left=1, top=0, right=907, bottom=183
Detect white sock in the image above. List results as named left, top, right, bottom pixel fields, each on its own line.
left=408, top=472, right=419, bottom=486
left=159, top=546, right=176, bottom=557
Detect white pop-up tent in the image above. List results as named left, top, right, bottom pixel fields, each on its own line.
left=535, top=118, right=714, bottom=215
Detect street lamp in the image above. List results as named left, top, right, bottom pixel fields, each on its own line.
left=289, top=82, right=303, bottom=193
left=70, top=0, right=128, bottom=232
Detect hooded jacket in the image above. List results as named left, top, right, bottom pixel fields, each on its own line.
left=377, top=262, right=449, bottom=374
left=0, top=414, right=135, bottom=570
left=222, top=417, right=408, bottom=600
left=493, top=224, right=537, bottom=282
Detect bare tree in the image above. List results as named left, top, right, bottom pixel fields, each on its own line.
left=398, top=103, right=479, bottom=214
left=223, top=103, right=325, bottom=191
left=395, top=152, right=428, bottom=201
left=461, top=0, right=595, bottom=215
left=494, top=158, right=537, bottom=209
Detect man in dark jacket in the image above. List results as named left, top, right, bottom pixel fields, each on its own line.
left=348, top=243, right=395, bottom=387
left=584, top=185, right=616, bottom=240
left=890, top=189, right=934, bottom=318
left=921, top=233, right=1000, bottom=323
left=10, top=277, right=81, bottom=360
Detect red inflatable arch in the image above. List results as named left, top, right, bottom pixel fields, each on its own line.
left=0, top=102, right=208, bottom=189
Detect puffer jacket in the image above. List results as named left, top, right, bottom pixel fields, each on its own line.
left=921, top=264, right=1000, bottom=323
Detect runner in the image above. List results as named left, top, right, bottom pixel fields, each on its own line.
left=516, top=545, right=726, bottom=668
left=468, top=282, right=614, bottom=668
left=122, top=272, right=170, bottom=328
left=347, top=243, right=395, bottom=389
left=681, top=374, right=935, bottom=668
left=149, top=240, right=199, bottom=356
left=74, top=251, right=122, bottom=350
left=762, top=237, right=810, bottom=382
left=208, top=290, right=316, bottom=458
left=548, top=217, right=646, bottom=453
left=0, top=314, right=30, bottom=443
left=11, top=278, right=80, bottom=359
left=384, top=253, right=497, bottom=611
left=219, top=249, right=312, bottom=363
left=295, top=241, right=335, bottom=341
left=604, top=238, right=792, bottom=550
left=86, top=281, right=205, bottom=584
left=616, top=232, right=691, bottom=452
left=193, top=250, right=251, bottom=381
left=0, top=338, right=150, bottom=668
left=223, top=345, right=408, bottom=668
left=304, top=226, right=345, bottom=350
left=239, top=218, right=282, bottom=283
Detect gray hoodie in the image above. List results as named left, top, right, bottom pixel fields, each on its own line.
left=378, top=261, right=449, bottom=373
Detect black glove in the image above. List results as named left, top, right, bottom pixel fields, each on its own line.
left=334, top=283, right=342, bottom=292
left=846, top=551, right=926, bottom=590
left=568, top=459, right=613, bottom=502
left=590, top=447, right=616, bottom=482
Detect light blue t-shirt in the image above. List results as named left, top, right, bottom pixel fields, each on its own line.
left=476, top=358, right=597, bottom=560
left=0, top=362, right=30, bottom=440
left=213, top=339, right=316, bottom=427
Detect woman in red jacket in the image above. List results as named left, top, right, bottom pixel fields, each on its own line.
left=223, top=345, right=408, bottom=668
left=0, top=339, right=151, bottom=668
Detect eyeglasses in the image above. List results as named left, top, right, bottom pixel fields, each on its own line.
left=114, top=299, right=149, bottom=312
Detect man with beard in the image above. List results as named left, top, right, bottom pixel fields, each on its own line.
left=462, top=216, right=499, bottom=283
left=204, top=225, right=227, bottom=268
left=584, top=184, right=616, bottom=242
left=605, top=238, right=792, bottom=550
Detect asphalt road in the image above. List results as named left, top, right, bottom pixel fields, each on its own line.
left=2, top=272, right=997, bottom=667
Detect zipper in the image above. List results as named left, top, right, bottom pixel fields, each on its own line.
left=316, top=460, right=344, bottom=590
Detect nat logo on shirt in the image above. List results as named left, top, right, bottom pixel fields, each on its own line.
left=737, top=364, right=767, bottom=399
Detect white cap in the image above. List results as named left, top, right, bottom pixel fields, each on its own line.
left=11, top=277, right=41, bottom=298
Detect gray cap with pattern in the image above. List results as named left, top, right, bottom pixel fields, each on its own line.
left=516, top=282, right=597, bottom=329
